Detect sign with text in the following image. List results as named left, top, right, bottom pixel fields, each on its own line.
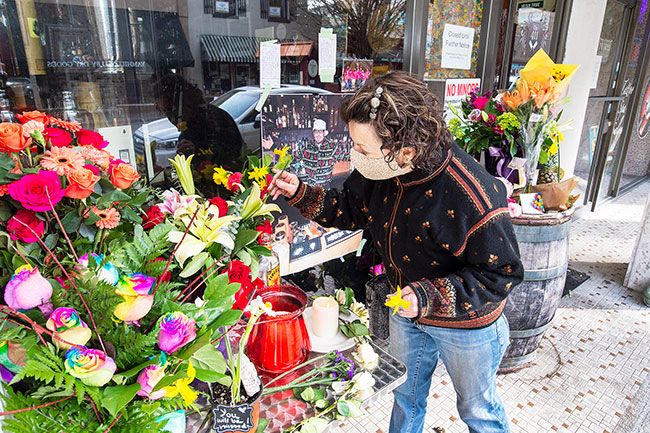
left=443, top=78, right=481, bottom=121
left=441, top=24, right=475, bottom=70
left=259, top=41, right=281, bottom=89
left=211, top=404, right=254, bottom=432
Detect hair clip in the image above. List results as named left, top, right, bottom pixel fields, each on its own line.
left=369, top=86, right=383, bottom=120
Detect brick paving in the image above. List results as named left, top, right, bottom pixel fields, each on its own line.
left=341, top=181, right=650, bottom=433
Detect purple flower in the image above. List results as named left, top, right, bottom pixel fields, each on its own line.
left=4, top=266, right=52, bottom=312
left=157, top=312, right=197, bottom=353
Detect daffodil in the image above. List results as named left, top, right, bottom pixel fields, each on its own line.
left=163, top=362, right=198, bottom=405
left=213, top=166, right=230, bottom=187
left=273, top=145, right=293, bottom=171
left=240, top=182, right=281, bottom=220
left=248, top=166, right=269, bottom=182
left=384, top=286, right=411, bottom=315
left=273, top=145, right=289, bottom=160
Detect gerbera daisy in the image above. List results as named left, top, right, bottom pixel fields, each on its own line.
left=81, top=146, right=111, bottom=171
left=49, top=117, right=82, bottom=132
left=91, top=206, right=121, bottom=229
left=40, top=147, right=84, bottom=175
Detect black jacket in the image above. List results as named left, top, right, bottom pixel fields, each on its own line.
left=288, top=144, right=523, bottom=329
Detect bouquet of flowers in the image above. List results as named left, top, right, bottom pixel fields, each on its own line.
left=450, top=49, right=578, bottom=191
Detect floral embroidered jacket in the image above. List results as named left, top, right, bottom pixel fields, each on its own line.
left=288, top=144, right=524, bottom=329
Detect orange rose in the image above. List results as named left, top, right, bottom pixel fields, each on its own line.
left=17, top=110, right=50, bottom=125
left=0, top=124, right=31, bottom=153
left=109, top=162, right=140, bottom=189
left=65, top=168, right=100, bottom=199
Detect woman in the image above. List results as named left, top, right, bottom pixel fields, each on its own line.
left=269, top=71, right=523, bottom=433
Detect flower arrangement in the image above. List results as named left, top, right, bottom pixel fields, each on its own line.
left=0, top=110, right=293, bottom=432
left=450, top=49, right=578, bottom=192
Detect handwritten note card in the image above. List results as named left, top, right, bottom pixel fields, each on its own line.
left=318, top=28, right=337, bottom=83
left=260, top=41, right=281, bottom=89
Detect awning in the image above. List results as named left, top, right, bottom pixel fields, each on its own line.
left=201, top=35, right=263, bottom=63
left=255, top=41, right=314, bottom=58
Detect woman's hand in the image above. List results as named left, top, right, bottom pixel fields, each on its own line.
left=397, top=285, right=419, bottom=319
left=268, top=169, right=300, bottom=200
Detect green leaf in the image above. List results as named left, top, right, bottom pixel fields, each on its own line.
left=102, top=383, right=141, bottom=418
left=60, top=212, right=82, bottom=233
left=175, top=330, right=212, bottom=361
left=210, top=309, right=242, bottom=330
left=234, top=229, right=260, bottom=253
left=97, top=189, right=131, bottom=208
left=121, top=206, right=142, bottom=224
left=203, top=273, right=231, bottom=300
left=78, top=223, right=97, bottom=241
left=179, top=252, right=209, bottom=278
left=300, top=418, right=329, bottom=433
left=300, top=387, right=316, bottom=402
left=112, top=359, right=157, bottom=383
left=315, top=399, right=329, bottom=409
left=44, top=233, right=59, bottom=250
left=193, top=368, right=230, bottom=384
left=190, top=345, right=227, bottom=375
left=237, top=249, right=252, bottom=266
left=128, top=190, right=151, bottom=207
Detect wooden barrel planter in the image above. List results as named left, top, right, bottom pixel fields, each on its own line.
left=498, top=208, right=575, bottom=373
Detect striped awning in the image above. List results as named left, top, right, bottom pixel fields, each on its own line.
left=201, top=35, right=264, bottom=63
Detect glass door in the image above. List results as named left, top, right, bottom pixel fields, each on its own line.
left=578, top=0, right=636, bottom=210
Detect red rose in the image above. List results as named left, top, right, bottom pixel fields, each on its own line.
left=16, top=110, right=49, bottom=125
left=226, top=172, right=243, bottom=193
left=8, top=171, right=65, bottom=212
left=256, top=219, right=273, bottom=235
left=473, top=96, right=490, bottom=111
left=208, top=196, right=229, bottom=217
left=76, top=129, right=107, bottom=149
left=142, top=205, right=165, bottom=230
left=225, top=260, right=253, bottom=286
left=44, top=127, right=73, bottom=148
left=6, top=210, right=45, bottom=243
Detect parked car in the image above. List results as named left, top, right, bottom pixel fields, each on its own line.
left=133, top=85, right=331, bottom=160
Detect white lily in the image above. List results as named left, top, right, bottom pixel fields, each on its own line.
left=169, top=154, right=195, bottom=196
left=240, top=183, right=280, bottom=220
left=168, top=200, right=239, bottom=266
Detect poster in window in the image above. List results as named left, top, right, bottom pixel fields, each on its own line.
left=341, top=59, right=373, bottom=92
left=512, top=8, right=555, bottom=64
left=260, top=94, right=362, bottom=275
left=215, top=1, right=230, bottom=14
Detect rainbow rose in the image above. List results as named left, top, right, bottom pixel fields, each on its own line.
left=77, top=254, right=119, bottom=286
left=136, top=363, right=167, bottom=400
left=64, top=347, right=116, bottom=387
left=4, top=266, right=52, bottom=313
left=157, top=312, right=196, bottom=354
left=114, top=273, right=155, bottom=322
left=46, top=307, right=92, bottom=350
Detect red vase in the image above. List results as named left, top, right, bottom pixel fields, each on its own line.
left=247, top=285, right=311, bottom=374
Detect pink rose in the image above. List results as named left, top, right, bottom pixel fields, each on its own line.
left=474, top=96, right=490, bottom=110
left=4, top=266, right=53, bottom=312
left=136, top=364, right=166, bottom=400
left=8, top=171, right=65, bottom=212
left=76, top=129, right=107, bottom=149
left=157, top=312, right=196, bottom=353
left=6, top=210, right=45, bottom=243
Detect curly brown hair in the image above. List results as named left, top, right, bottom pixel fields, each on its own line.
left=340, top=71, right=452, bottom=170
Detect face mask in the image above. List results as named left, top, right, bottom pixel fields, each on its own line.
left=349, top=148, right=412, bottom=180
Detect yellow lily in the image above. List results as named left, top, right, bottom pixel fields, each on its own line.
left=169, top=154, right=195, bottom=196
left=385, top=286, right=411, bottom=315
left=164, top=362, right=198, bottom=405
left=240, top=183, right=280, bottom=220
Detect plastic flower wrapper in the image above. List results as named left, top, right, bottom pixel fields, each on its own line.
left=519, top=49, right=578, bottom=97
left=46, top=307, right=92, bottom=350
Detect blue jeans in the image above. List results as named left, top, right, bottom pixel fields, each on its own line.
left=389, top=314, right=510, bottom=433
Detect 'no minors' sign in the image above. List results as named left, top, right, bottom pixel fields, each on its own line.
left=443, top=78, right=481, bottom=122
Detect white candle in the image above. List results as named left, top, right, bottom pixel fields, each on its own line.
left=312, top=296, right=339, bottom=338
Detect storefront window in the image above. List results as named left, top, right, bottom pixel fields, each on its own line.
left=424, top=0, right=484, bottom=81
left=0, top=0, right=405, bottom=186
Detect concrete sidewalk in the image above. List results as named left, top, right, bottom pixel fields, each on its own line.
left=345, top=181, right=650, bottom=433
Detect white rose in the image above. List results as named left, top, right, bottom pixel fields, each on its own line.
left=353, top=342, right=379, bottom=371
left=331, top=380, right=348, bottom=395
left=351, top=371, right=376, bottom=400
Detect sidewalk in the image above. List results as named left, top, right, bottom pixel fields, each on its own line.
left=344, top=181, right=650, bottom=433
